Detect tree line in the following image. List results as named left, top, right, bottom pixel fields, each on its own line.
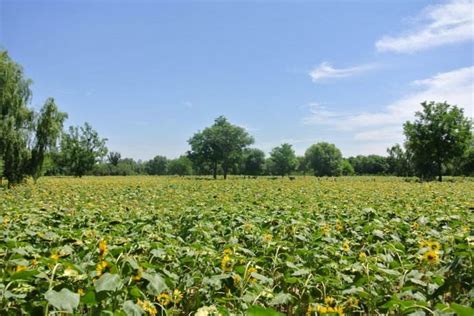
left=1, top=51, right=472, bottom=186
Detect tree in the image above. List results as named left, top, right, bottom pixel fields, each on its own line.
left=403, top=101, right=472, bottom=181
left=386, top=144, right=413, bottom=177
left=60, top=123, right=108, bottom=177
left=348, top=155, right=389, bottom=175
left=341, top=159, right=354, bottom=175
left=29, top=98, right=67, bottom=182
left=168, top=156, right=193, bottom=176
left=107, top=151, right=121, bottom=166
left=0, top=50, right=33, bottom=187
left=305, top=142, right=343, bottom=176
left=242, top=148, right=265, bottom=175
left=269, top=143, right=297, bottom=176
left=296, top=156, right=308, bottom=175
left=188, top=116, right=254, bottom=179
left=145, top=155, right=168, bottom=175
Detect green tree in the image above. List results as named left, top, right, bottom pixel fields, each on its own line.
left=305, top=142, right=343, bottom=176
left=341, top=159, right=354, bottom=175
left=168, top=156, right=193, bottom=176
left=0, top=51, right=33, bottom=187
left=403, top=101, right=472, bottom=181
left=269, top=143, right=297, bottom=176
left=386, top=144, right=413, bottom=177
left=188, top=116, right=254, bottom=179
left=242, top=148, right=265, bottom=175
left=29, top=98, right=67, bottom=182
left=60, top=123, right=108, bottom=177
left=107, top=151, right=121, bottom=166
left=296, top=156, right=308, bottom=175
left=145, top=155, right=168, bottom=175
left=348, top=155, right=389, bottom=175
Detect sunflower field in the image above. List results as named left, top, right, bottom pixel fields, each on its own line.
left=0, top=176, right=473, bottom=315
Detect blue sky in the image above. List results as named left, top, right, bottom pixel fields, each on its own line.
left=1, top=0, right=473, bottom=159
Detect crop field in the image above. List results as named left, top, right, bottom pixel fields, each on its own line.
left=0, top=176, right=473, bottom=315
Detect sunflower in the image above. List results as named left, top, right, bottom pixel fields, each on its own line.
left=423, top=250, right=439, bottom=264
left=246, top=267, right=258, bottom=283
left=137, top=299, right=157, bottom=316
left=221, top=255, right=233, bottom=272
left=98, top=240, right=108, bottom=257
left=172, top=289, right=183, bottom=304
left=96, top=260, right=108, bottom=276
left=428, top=241, right=441, bottom=251
left=342, top=241, right=350, bottom=252
left=223, top=248, right=233, bottom=256
left=324, top=296, right=336, bottom=306
left=156, top=293, right=171, bottom=306
left=263, top=234, right=273, bottom=242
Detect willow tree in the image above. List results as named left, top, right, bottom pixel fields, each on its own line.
left=0, top=51, right=33, bottom=187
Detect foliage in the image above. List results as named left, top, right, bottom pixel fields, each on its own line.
left=145, top=155, right=168, bottom=175
left=341, top=159, right=354, bottom=175
left=0, top=176, right=472, bottom=314
left=188, top=116, right=254, bottom=179
left=0, top=50, right=33, bottom=186
left=29, top=98, right=67, bottom=182
left=60, top=123, right=108, bottom=177
left=167, top=156, right=193, bottom=176
left=242, top=148, right=266, bottom=176
left=305, top=142, right=343, bottom=176
left=268, top=143, right=297, bottom=176
left=403, top=101, right=472, bottom=181
left=386, top=144, right=413, bottom=177
left=348, top=155, right=390, bottom=175
left=107, top=152, right=121, bottom=167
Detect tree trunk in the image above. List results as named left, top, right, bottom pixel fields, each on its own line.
left=213, top=162, right=217, bottom=179
left=223, top=162, right=228, bottom=180
left=438, top=161, right=442, bottom=182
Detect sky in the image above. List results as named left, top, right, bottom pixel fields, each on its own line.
left=1, top=0, right=473, bottom=160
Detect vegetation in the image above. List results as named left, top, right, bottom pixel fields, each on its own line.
left=268, top=144, right=297, bottom=177
left=0, top=176, right=472, bottom=314
left=0, top=51, right=473, bottom=183
left=188, top=116, right=254, bottom=179
left=404, top=101, right=472, bottom=182
left=305, top=142, right=343, bottom=176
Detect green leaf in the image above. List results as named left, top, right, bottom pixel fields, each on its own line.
left=45, top=288, right=80, bottom=313
left=142, top=272, right=168, bottom=295
left=247, top=305, right=284, bottom=316
left=81, top=291, right=97, bottom=305
left=450, top=304, right=474, bottom=316
left=95, top=273, right=122, bottom=292
left=269, top=292, right=293, bottom=306
left=122, top=300, right=144, bottom=316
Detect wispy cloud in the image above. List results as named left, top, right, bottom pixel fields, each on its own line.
left=376, top=0, right=474, bottom=53
left=309, top=62, right=376, bottom=82
left=304, top=66, right=474, bottom=149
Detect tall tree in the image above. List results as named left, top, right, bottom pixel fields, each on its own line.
left=107, top=151, right=121, bottom=166
left=242, top=148, right=265, bottom=175
left=29, top=98, right=67, bottom=182
left=145, top=155, right=168, bottom=175
left=60, top=123, right=108, bottom=177
left=305, top=142, right=343, bottom=176
left=0, top=51, right=33, bottom=187
left=269, top=143, right=297, bottom=176
left=188, top=116, right=254, bottom=179
left=167, top=156, right=193, bottom=176
left=403, top=101, right=472, bottom=181
left=386, top=144, right=413, bottom=177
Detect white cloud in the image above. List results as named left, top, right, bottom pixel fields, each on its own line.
left=303, top=66, right=474, bottom=152
left=309, top=62, right=376, bottom=82
left=376, top=0, right=474, bottom=53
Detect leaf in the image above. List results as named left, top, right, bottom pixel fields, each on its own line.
left=450, top=304, right=474, bottom=316
left=247, top=305, right=285, bottom=316
left=45, top=288, right=80, bottom=313
left=142, top=272, right=168, bottom=295
left=269, top=292, right=293, bottom=306
left=81, top=291, right=97, bottom=305
left=95, top=273, right=122, bottom=292
left=122, top=300, right=144, bottom=316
